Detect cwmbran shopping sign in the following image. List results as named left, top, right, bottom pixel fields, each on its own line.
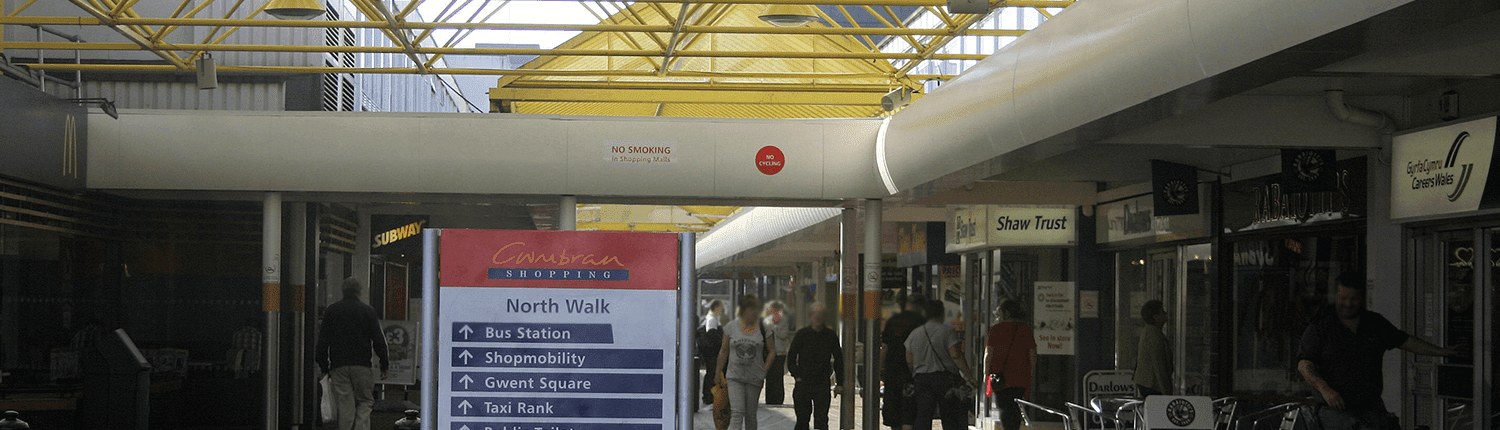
left=1392, top=116, right=1500, bottom=219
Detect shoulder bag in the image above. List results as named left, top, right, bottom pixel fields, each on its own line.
left=923, top=326, right=974, bottom=402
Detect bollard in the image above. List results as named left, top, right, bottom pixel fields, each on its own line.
left=0, top=411, right=29, bottom=430
left=393, top=409, right=420, bottom=430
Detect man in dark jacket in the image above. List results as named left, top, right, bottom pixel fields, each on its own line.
left=316, top=278, right=390, bottom=430
left=881, top=293, right=927, bottom=430
left=786, top=303, right=843, bottom=430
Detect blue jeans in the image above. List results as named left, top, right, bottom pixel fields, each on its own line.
left=913, top=372, right=967, bottom=430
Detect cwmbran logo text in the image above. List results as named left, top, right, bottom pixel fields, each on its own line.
left=1406, top=131, right=1474, bottom=202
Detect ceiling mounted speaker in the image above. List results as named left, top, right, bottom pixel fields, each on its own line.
left=947, top=0, right=990, bottom=15
left=265, top=0, right=324, bottom=20
left=196, top=54, right=218, bottom=90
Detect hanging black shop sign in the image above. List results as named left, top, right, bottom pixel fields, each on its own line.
left=1151, top=160, right=1200, bottom=216
left=1281, top=149, right=1340, bottom=193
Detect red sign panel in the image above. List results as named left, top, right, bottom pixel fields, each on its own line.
left=756, top=146, right=785, bottom=175
left=439, top=230, right=679, bottom=290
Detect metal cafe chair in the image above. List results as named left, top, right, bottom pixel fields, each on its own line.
left=1232, top=402, right=1303, bottom=430
left=1086, top=397, right=1144, bottom=430
left=1016, top=398, right=1079, bottom=430
left=1211, top=397, right=1239, bottom=430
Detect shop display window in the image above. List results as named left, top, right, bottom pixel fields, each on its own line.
left=1229, top=234, right=1361, bottom=397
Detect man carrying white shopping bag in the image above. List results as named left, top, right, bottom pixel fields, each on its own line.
left=316, top=278, right=391, bottom=430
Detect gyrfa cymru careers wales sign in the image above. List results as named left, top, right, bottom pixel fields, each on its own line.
left=438, top=230, right=681, bottom=430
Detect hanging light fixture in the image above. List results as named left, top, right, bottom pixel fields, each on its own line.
left=759, top=5, right=820, bottom=28
left=265, top=0, right=324, bottom=20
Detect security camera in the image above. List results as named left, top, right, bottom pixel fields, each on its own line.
left=881, top=88, right=912, bottom=112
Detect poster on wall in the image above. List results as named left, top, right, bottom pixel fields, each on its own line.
left=1034, top=282, right=1076, bottom=355
left=376, top=320, right=419, bottom=385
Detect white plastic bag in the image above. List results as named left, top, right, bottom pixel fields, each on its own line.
left=320, top=375, right=338, bottom=423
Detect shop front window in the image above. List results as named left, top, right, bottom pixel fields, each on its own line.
left=1229, top=234, right=1361, bottom=397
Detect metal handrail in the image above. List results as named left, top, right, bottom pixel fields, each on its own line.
left=1016, top=398, right=1078, bottom=430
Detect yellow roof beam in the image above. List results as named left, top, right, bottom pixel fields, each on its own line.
left=0, top=41, right=989, bottom=60
left=0, top=17, right=1027, bottom=37
left=490, top=87, right=919, bottom=106
left=23, top=62, right=960, bottom=80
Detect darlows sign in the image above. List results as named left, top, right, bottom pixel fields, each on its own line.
left=1392, top=116, right=1500, bottom=219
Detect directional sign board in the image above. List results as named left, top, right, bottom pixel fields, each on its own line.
left=437, top=230, right=682, bottom=430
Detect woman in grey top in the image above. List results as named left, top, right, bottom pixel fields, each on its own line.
left=717, top=295, right=777, bottom=430
left=904, top=300, right=976, bottom=430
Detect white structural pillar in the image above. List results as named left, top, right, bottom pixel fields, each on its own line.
left=262, top=192, right=283, bottom=430
left=861, top=199, right=881, bottom=430
left=559, top=195, right=577, bottom=231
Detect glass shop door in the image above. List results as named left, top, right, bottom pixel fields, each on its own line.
left=1409, top=227, right=1494, bottom=430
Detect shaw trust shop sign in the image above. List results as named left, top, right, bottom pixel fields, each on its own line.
left=946, top=205, right=1075, bottom=253
left=1392, top=116, right=1500, bottom=220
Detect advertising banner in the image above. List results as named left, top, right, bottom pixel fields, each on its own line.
left=372, top=215, right=429, bottom=256
left=437, top=230, right=680, bottom=430
left=1033, top=282, right=1075, bottom=356
left=1391, top=116, right=1500, bottom=219
left=377, top=320, right=420, bottom=385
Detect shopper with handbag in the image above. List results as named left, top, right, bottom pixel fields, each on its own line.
left=984, top=299, right=1036, bottom=430
left=904, top=300, right=976, bottom=430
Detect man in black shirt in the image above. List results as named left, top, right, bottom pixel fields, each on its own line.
left=1297, top=272, right=1460, bottom=430
left=787, top=303, right=844, bottom=430
left=316, top=278, right=390, bottom=430
left=881, top=294, right=927, bottom=430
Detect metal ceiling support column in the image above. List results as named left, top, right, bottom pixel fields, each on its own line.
left=262, top=192, right=283, bottom=430
left=286, top=202, right=308, bottom=430
left=63, top=0, right=188, bottom=69
left=861, top=199, right=881, bottom=430
left=560, top=195, right=577, bottom=231
left=838, top=208, right=857, bottom=430
left=370, top=0, right=429, bottom=74
left=658, top=0, right=690, bottom=76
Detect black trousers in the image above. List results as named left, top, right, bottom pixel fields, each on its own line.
left=793, top=379, right=832, bottom=430
left=913, top=372, right=966, bottom=430
left=987, top=380, right=1025, bottom=430
left=702, top=356, right=719, bottom=404
left=765, top=355, right=787, bottom=405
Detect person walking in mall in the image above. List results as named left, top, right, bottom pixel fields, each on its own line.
left=985, top=299, right=1036, bottom=430
left=906, top=299, right=976, bottom=430
left=786, top=303, right=843, bottom=430
left=1133, top=299, right=1172, bottom=397
left=882, top=293, right=927, bottom=430
left=1297, top=272, right=1461, bottom=430
left=315, top=278, right=390, bottom=430
left=717, top=294, right=777, bottom=430
left=763, top=300, right=793, bottom=405
left=701, top=299, right=727, bottom=406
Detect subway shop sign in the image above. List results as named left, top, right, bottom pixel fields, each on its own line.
left=1392, top=116, right=1500, bottom=219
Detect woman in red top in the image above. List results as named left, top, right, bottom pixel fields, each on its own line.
left=985, top=299, right=1036, bottom=430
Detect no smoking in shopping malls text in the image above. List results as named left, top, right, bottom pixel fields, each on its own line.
left=757, top=146, right=784, bottom=175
